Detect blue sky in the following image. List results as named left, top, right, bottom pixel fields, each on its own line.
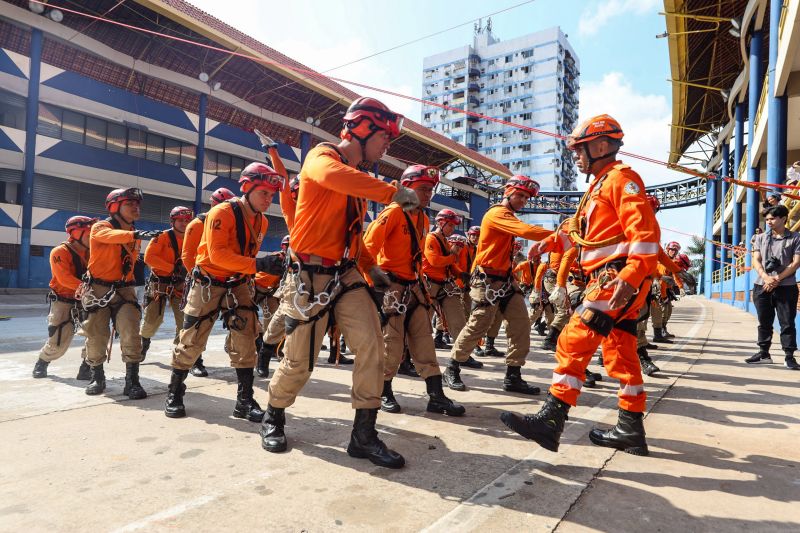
left=189, top=0, right=705, bottom=251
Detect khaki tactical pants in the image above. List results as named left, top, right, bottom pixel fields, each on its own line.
left=487, top=312, right=504, bottom=338
left=382, top=281, right=440, bottom=380
left=268, top=266, right=384, bottom=409
left=529, top=296, right=555, bottom=326
left=428, top=281, right=467, bottom=341
left=140, top=280, right=184, bottom=341
left=451, top=277, right=530, bottom=367
left=651, top=297, right=664, bottom=328
left=172, top=280, right=258, bottom=370
left=636, top=304, right=649, bottom=349
left=461, top=291, right=471, bottom=320
left=255, top=287, right=281, bottom=333
left=543, top=275, right=571, bottom=331
left=82, top=284, right=142, bottom=366
left=39, top=300, right=81, bottom=362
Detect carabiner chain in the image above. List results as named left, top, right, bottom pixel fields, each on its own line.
left=485, top=282, right=511, bottom=306
left=77, top=281, right=116, bottom=310
left=383, top=288, right=408, bottom=315
left=291, top=262, right=340, bottom=319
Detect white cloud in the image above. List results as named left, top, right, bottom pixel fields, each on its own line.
left=578, top=0, right=661, bottom=37
left=579, top=71, right=673, bottom=184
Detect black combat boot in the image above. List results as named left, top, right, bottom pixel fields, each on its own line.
left=260, top=404, right=287, bottom=452
left=583, top=368, right=597, bottom=388
left=501, top=393, right=571, bottom=451
left=589, top=408, right=649, bottom=455
left=542, top=327, right=560, bottom=351
left=443, top=332, right=453, bottom=345
left=85, top=364, right=106, bottom=395
left=397, top=349, right=419, bottom=377
left=123, top=362, right=147, bottom=399
left=534, top=318, right=547, bottom=336
left=434, top=330, right=451, bottom=350
left=652, top=328, right=672, bottom=343
left=346, top=408, right=405, bottom=469
left=663, top=326, right=675, bottom=339
left=164, top=369, right=189, bottom=418
left=328, top=341, right=354, bottom=364
left=484, top=336, right=505, bottom=357
left=638, top=347, right=660, bottom=376
left=339, top=337, right=348, bottom=355
left=586, top=367, right=602, bottom=381
left=140, top=337, right=151, bottom=361
left=257, top=342, right=276, bottom=377
left=503, top=366, right=541, bottom=395
left=76, top=359, right=91, bottom=380
left=442, top=360, right=466, bottom=391
left=461, top=355, right=484, bottom=369
left=425, top=376, right=465, bottom=416
left=472, top=345, right=486, bottom=357
left=32, top=359, right=49, bottom=378
left=233, top=367, right=265, bottom=422
left=380, top=379, right=401, bottom=413
left=191, top=356, right=208, bottom=377
left=596, top=353, right=604, bottom=367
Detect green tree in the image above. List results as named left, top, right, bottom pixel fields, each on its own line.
left=686, top=235, right=705, bottom=292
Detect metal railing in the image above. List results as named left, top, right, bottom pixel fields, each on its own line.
left=714, top=204, right=721, bottom=223
left=754, top=75, right=769, bottom=132
left=738, top=147, right=749, bottom=178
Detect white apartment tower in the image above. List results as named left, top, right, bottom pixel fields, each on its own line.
left=421, top=21, right=580, bottom=209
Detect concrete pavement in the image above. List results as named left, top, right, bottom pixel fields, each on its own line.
left=0, top=296, right=798, bottom=531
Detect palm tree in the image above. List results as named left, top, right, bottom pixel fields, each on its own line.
left=686, top=235, right=705, bottom=293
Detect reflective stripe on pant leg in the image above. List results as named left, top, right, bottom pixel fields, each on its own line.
left=502, top=291, right=531, bottom=367
left=172, top=283, right=220, bottom=370
left=116, top=287, right=143, bottom=363
left=227, top=282, right=260, bottom=368
left=39, top=300, right=76, bottom=362
left=267, top=268, right=329, bottom=409
left=334, top=268, right=384, bottom=409
left=451, top=281, right=498, bottom=362
left=550, top=312, right=603, bottom=406
left=603, top=327, right=646, bottom=412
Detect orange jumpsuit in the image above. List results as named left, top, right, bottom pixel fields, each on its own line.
left=141, top=229, right=186, bottom=341
left=172, top=199, right=267, bottom=370
left=364, top=204, right=441, bottom=380
left=450, top=204, right=551, bottom=367
left=547, top=161, right=660, bottom=412
left=268, top=143, right=398, bottom=410
left=82, top=219, right=143, bottom=366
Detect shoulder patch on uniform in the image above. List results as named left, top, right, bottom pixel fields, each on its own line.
left=623, top=181, right=640, bottom=195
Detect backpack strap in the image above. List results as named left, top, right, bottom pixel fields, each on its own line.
left=106, top=216, right=135, bottom=278
left=62, top=241, right=86, bottom=280
left=227, top=199, right=248, bottom=256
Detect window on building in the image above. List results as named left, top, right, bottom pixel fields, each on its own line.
left=521, top=112, right=532, bottom=120
left=106, top=122, right=127, bottom=154
left=502, top=147, right=511, bottom=155
left=180, top=144, right=196, bottom=170
left=127, top=128, right=146, bottom=159
left=521, top=144, right=531, bottom=152
left=454, top=121, right=463, bottom=128
left=217, top=152, right=232, bottom=178
left=37, top=103, right=62, bottom=138
left=61, top=110, right=85, bottom=144
left=424, top=113, right=431, bottom=121
left=146, top=133, right=165, bottom=163
left=522, top=66, right=531, bottom=74
left=84, top=116, right=107, bottom=150
left=488, top=59, right=495, bottom=66
left=204, top=149, right=218, bottom=176
left=231, top=156, right=245, bottom=178
left=0, top=90, right=26, bottom=129
left=164, top=137, right=181, bottom=166
left=505, top=55, right=513, bottom=63
left=506, top=86, right=513, bottom=94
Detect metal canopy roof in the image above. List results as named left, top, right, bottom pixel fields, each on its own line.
left=664, top=0, right=753, bottom=164
left=1, top=0, right=512, bottom=180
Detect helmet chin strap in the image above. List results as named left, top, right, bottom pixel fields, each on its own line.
left=244, top=192, right=258, bottom=213
left=581, top=144, right=618, bottom=181
left=113, top=211, right=133, bottom=226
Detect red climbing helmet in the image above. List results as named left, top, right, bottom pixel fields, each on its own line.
left=504, top=175, right=540, bottom=198
left=210, top=187, right=235, bottom=206
left=666, top=241, right=681, bottom=252
left=400, top=165, right=440, bottom=188
left=435, top=208, right=462, bottom=226
left=239, top=162, right=285, bottom=194
left=342, top=97, right=404, bottom=140
left=169, top=206, right=193, bottom=222
left=105, top=188, right=143, bottom=214
left=65, top=216, right=97, bottom=239
left=467, top=226, right=480, bottom=236
left=646, top=194, right=660, bottom=213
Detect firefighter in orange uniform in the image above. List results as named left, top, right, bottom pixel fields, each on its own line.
left=165, top=163, right=285, bottom=422
left=32, top=216, right=96, bottom=380
left=140, top=206, right=192, bottom=360
left=81, top=188, right=157, bottom=399
left=262, top=97, right=418, bottom=469
left=444, top=176, right=551, bottom=394
left=502, top=115, right=660, bottom=455
left=652, top=241, right=684, bottom=341
left=364, top=166, right=465, bottom=416
left=179, top=187, right=235, bottom=378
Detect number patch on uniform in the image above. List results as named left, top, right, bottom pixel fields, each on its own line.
left=212, top=220, right=221, bottom=230
left=623, top=181, right=640, bottom=195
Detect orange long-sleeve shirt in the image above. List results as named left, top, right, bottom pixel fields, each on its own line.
left=513, top=259, right=539, bottom=286
left=474, top=204, right=551, bottom=272
left=49, top=241, right=89, bottom=298
left=290, top=144, right=397, bottom=267
left=144, top=228, right=184, bottom=277
left=255, top=270, right=282, bottom=289
left=87, top=219, right=140, bottom=283
left=268, top=146, right=297, bottom=232
left=363, top=203, right=428, bottom=282
left=553, top=161, right=660, bottom=288
left=657, top=247, right=685, bottom=290
left=422, top=231, right=460, bottom=282
left=195, top=200, right=266, bottom=279
left=534, top=262, right=547, bottom=291
left=556, top=247, right=579, bottom=287
left=181, top=215, right=206, bottom=272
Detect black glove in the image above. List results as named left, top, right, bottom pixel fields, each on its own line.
left=133, top=229, right=162, bottom=240
left=369, top=266, right=391, bottom=291
left=460, top=272, right=470, bottom=285
left=256, top=254, right=286, bottom=276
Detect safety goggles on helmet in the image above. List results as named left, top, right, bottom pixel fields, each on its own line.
left=448, top=234, right=467, bottom=246
left=435, top=208, right=462, bottom=226
left=240, top=162, right=286, bottom=194
left=666, top=241, right=681, bottom=252
left=401, top=165, right=440, bottom=188
left=65, top=216, right=97, bottom=237
left=210, top=187, right=235, bottom=206
left=343, top=97, right=404, bottom=139
left=106, top=188, right=143, bottom=213
left=467, top=226, right=480, bottom=236
left=170, top=206, right=193, bottom=221
left=504, top=175, right=540, bottom=198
